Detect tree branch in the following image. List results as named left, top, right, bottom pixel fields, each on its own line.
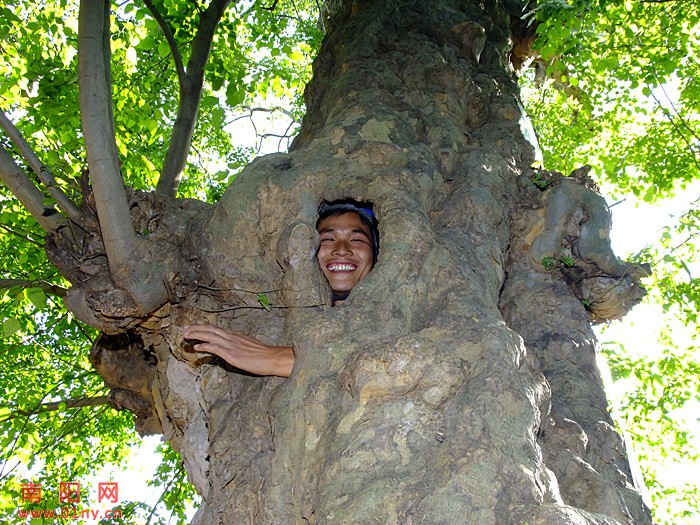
left=0, top=278, right=68, bottom=297
left=145, top=463, right=185, bottom=525
left=78, top=0, right=169, bottom=315
left=155, top=0, right=233, bottom=198
left=0, top=145, right=64, bottom=232
left=262, top=0, right=280, bottom=10
left=0, top=110, right=84, bottom=223
left=632, top=35, right=700, bottom=176
left=0, top=396, right=112, bottom=423
left=102, top=0, right=115, bottom=133
left=78, top=0, right=138, bottom=253
left=143, top=0, right=186, bottom=84
left=239, top=105, right=302, bottom=124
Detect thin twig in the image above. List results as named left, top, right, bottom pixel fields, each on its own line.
left=196, top=283, right=282, bottom=294
left=0, top=223, right=44, bottom=247
left=191, top=303, right=324, bottom=313
left=1, top=396, right=112, bottom=422
left=636, top=35, right=700, bottom=175
left=145, top=463, right=184, bottom=525
left=0, top=278, right=68, bottom=297
left=143, top=0, right=186, bottom=84
left=244, top=106, right=301, bottom=124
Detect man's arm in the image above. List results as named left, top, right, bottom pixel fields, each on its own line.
left=182, top=324, right=294, bottom=377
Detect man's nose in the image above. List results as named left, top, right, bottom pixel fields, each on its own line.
left=332, top=240, right=351, bottom=255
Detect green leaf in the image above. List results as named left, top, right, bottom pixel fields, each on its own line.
left=157, top=39, right=170, bottom=58
left=257, top=293, right=271, bottom=311
left=559, top=255, right=575, bottom=267
left=2, top=318, right=21, bottom=337
left=25, top=288, right=47, bottom=310
left=226, top=84, right=246, bottom=107
left=541, top=256, right=556, bottom=271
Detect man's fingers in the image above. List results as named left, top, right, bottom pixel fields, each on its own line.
left=192, top=342, right=224, bottom=357
left=184, top=325, right=236, bottom=346
left=184, top=324, right=230, bottom=339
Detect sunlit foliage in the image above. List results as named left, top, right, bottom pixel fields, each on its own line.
left=520, top=1, right=700, bottom=523
left=1, top=1, right=320, bottom=522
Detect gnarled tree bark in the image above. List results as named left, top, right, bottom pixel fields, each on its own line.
left=44, top=1, right=653, bottom=524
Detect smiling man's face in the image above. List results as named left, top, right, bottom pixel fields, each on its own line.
left=316, top=212, right=374, bottom=294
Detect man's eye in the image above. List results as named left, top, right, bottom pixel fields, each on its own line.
left=320, top=237, right=334, bottom=243
left=351, top=237, right=368, bottom=243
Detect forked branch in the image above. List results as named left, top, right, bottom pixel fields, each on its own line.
left=153, top=0, right=233, bottom=198
left=144, top=0, right=187, bottom=84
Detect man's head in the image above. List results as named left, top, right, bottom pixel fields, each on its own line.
left=316, top=199, right=379, bottom=297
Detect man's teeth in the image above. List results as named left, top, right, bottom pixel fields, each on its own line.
left=328, top=263, right=356, bottom=271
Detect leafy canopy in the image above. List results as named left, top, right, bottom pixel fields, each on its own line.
left=520, top=1, right=700, bottom=524
left=522, top=0, right=699, bottom=200
left=1, top=0, right=319, bottom=522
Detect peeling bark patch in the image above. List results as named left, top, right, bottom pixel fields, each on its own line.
left=89, top=332, right=161, bottom=435
left=358, top=118, right=395, bottom=143
left=329, top=127, right=345, bottom=145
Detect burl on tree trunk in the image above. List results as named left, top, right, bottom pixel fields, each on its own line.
left=49, top=1, right=652, bottom=524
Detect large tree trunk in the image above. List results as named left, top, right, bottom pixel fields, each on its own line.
left=56, top=0, right=651, bottom=523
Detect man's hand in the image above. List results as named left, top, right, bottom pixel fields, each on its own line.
left=182, top=324, right=294, bottom=377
